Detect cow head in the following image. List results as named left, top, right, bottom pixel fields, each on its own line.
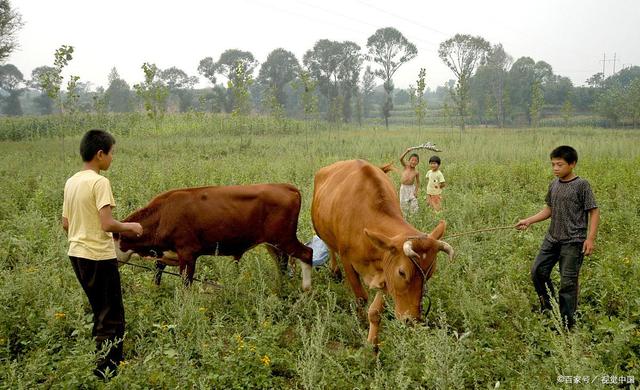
left=364, top=220, right=453, bottom=322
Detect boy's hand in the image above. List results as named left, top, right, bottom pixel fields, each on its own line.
left=582, top=239, right=595, bottom=256
left=129, top=222, right=143, bottom=237
left=515, top=219, right=530, bottom=230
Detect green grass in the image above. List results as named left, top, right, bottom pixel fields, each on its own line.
left=1, top=114, right=639, bottom=388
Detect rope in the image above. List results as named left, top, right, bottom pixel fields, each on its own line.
left=117, top=260, right=223, bottom=289
left=445, top=225, right=516, bottom=239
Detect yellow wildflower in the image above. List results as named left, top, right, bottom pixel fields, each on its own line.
left=54, top=312, right=66, bottom=319
left=198, top=307, right=207, bottom=313
left=261, top=355, right=271, bottom=366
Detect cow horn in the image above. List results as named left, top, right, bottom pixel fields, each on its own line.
left=437, top=240, right=454, bottom=261
left=403, top=240, right=419, bottom=259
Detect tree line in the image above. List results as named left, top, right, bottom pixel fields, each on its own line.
left=1, top=0, right=639, bottom=128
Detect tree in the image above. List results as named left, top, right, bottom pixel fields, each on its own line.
left=257, top=48, right=300, bottom=111
left=159, top=66, right=198, bottom=112
left=628, top=78, right=640, bottom=128
left=586, top=72, right=605, bottom=89
left=438, top=34, right=490, bottom=133
left=561, top=97, right=574, bottom=127
left=105, top=67, right=132, bottom=113
left=197, top=57, right=217, bottom=86
left=0, top=63, right=23, bottom=115
left=508, top=57, right=555, bottom=124
left=0, top=0, right=23, bottom=63
left=303, top=39, right=343, bottom=120
left=361, top=66, right=376, bottom=119
left=484, top=44, right=512, bottom=127
left=38, top=45, right=76, bottom=114
left=336, top=41, right=363, bottom=123
left=198, top=49, right=257, bottom=113
left=529, top=80, right=544, bottom=127
left=228, top=61, right=253, bottom=116
left=409, top=68, right=427, bottom=128
left=29, top=66, right=55, bottom=114
left=133, top=62, right=169, bottom=133
left=367, top=27, right=417, bottom=128
left=291, top=70, right=318, bottom=120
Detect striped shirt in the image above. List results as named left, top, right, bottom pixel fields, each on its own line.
left=544, top=176, right=597, bottom=243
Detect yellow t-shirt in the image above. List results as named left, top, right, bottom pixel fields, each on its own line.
left=62, top=170, right=116, bottom=260
left=426, top=170, right=445, bottom=195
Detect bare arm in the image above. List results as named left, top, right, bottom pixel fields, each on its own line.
left=515, top=206, right=551, bottom=230
left=62, top=216, right=69, bottom=233
left=414, top=173, right=420, bottom=196
left=583, top=208, right=600, bottom=255
left=99, top=205, right=143, bottom=236
left=399, top=148, right=412, bottom=168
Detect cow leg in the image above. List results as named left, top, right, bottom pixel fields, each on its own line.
left=367, top=291, right=385, bottom=350
left=177, top=251, right=197, bottom=286
left=265, top=245, right=289, bottom=275
left=343, top=260, right=368, bottom=304
left=154, top=261, right=167, bottom=286
left=278, top=240, right=313, bottom=291
left=328, top=250, right=342, bottom=280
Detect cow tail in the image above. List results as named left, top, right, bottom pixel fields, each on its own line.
left=379, top=162, right=396, bottom=174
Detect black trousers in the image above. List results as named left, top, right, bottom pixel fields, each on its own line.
left=530, top=239, right=584, bottom=329
left=69, top=257, right=125, bottom=370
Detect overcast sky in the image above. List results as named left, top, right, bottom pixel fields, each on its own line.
left=8, top=0, right=640, bottom=91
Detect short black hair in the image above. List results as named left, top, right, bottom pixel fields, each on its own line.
left=550, top=145, right=578, bottom=164
left=428, top=155, right=441, bottom=164
left=409, top=153, right=419, bottom=161
left=80, top=129, right=115, bottom=162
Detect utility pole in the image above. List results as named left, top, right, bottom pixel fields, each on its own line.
left=613, top=53, right=617, bottom=74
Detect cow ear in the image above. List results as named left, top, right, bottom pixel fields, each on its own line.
left=429, top=220, right=446, bottom=240
left=364, top=229, right=395, bottom=252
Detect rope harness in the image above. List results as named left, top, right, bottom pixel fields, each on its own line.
left=117, top=259, right=222, bottom=289
left=408, top=224, right=517, bottom=319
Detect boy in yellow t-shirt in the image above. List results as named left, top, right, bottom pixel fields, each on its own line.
left=62, top=129, right=142, bottom=379
left=426, top=155, right=445, bottom=212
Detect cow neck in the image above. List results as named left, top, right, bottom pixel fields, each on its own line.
left=374, top=215, right=421, bottom=240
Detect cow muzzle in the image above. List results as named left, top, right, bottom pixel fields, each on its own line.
left=114, top=240, right=134, bottom=266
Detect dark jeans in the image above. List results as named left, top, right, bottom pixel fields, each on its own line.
left=69, top=257, right=125, bottom=371
left=530, top=239, right=584, bottom=329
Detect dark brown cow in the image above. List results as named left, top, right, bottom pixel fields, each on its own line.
left=115, top=184, right=313, bottom=289
left=311, top=160, right=454, bottom=346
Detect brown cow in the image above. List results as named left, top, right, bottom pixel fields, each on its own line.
left=311, top=160, right=454, bottom=346
left=114, top=184, right=313, bottom=290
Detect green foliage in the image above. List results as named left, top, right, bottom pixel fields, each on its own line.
left=0, top=0, right=23, bottom=63
left=561, top=98, right=574, bottom=127
left=529, top=80, right=544, bottom=127
left=438, top=34, right=491, bottom=133
left=133, top=62, right=169, bottom=132
left=409, top=68, right=428, bottom=128
left=37, top=45, right=75, bottom=113
left=292, top=70, right=319, bottom=120
left=228, top=61, right=254, bottom=117
left=1, top=122, right=639, bottom=388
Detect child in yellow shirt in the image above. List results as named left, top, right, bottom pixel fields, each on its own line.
left=425, top=155, right=445, bottom=211
left=62, top=129, right=142, bottom=379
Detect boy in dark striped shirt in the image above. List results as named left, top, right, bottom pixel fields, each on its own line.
left=516, top=145, right=600, bottom=330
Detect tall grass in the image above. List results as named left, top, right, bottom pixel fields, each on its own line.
left=1, top=114, right=638, bottom=388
